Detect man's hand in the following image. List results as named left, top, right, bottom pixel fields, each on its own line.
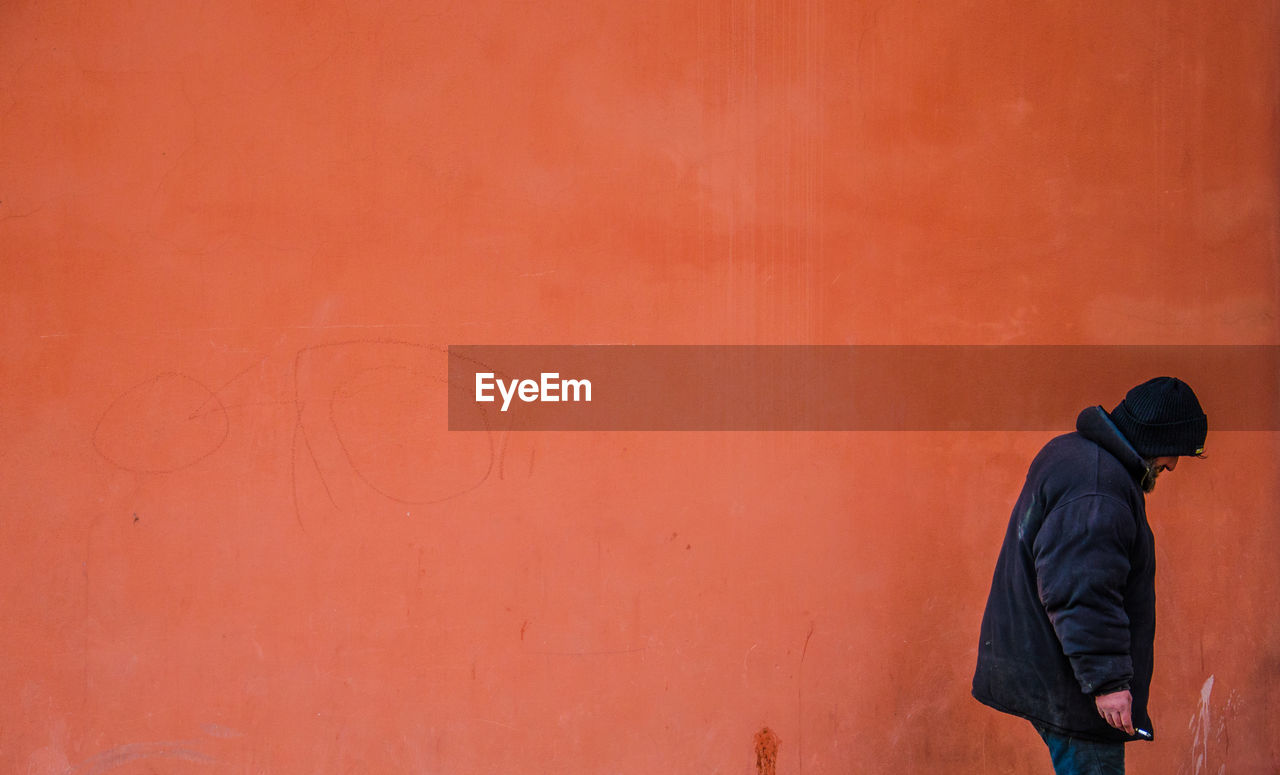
left=1095, top=689, right=1134, bottom=735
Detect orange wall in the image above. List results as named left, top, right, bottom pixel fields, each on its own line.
left=2, top=2, right=1277, bottom=773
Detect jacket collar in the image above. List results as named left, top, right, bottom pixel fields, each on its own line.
left=1076, top=405, right=1148, bottom=479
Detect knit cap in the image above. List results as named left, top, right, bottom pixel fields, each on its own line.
left=1108, top=377, right=1207, bottom=458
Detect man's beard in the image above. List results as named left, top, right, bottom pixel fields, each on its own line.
left=1141, top=464, right=1162, bottom=493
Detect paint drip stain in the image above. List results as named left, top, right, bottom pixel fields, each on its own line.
left=754, top=727, right=780, bottom=775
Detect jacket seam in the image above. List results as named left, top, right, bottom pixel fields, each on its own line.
left=1050, top=491, right=1133, bottom=513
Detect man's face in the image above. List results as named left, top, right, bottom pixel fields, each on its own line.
left=1142, top=456, right=1179, bottom=493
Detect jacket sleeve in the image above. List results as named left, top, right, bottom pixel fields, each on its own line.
left=1032, top=493, right=1136, bottom=696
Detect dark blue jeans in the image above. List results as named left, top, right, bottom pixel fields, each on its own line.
left=1033, top=724, right=1125, bottom=775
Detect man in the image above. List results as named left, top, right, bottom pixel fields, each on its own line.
left=972, top=377, right=1207, bottom=775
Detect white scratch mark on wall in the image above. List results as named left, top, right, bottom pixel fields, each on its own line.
left=1180, top=674, right=1214, bottom=775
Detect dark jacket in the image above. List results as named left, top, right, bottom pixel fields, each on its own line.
left=972, top=406, right=1156, bottom=743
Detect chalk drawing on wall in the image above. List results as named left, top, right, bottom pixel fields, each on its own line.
left=93, top=372, right=230, bottom=474
left=293, top=341, right=497, bottom=513
left=92, top=341, right=503, bottom=523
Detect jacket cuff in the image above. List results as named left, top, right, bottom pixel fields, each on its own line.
left=1091, top=679, right=1131, bottom=696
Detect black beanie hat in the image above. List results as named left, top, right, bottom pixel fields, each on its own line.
left=1108, top=377, right=1207, bottom=458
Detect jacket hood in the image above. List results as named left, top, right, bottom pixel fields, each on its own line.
left=1076, top=406, right=1148, bottom=479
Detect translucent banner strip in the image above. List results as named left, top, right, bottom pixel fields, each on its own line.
left=447, top=346, right=1278, bottom=431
